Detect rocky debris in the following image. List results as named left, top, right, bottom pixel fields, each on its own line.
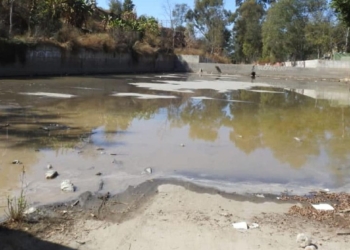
left=45, top=170, right=58, bottom=179
left=61, top=180, right=75, bottom=192
left=47, top=164, right=53, bottom=169
left=96, top=172, right=102, bottom=176
left=12, top=160, right=22, bottom=164
left=142, top=167, right=152, bottom=175
left=283, top=191, right=350, bottom=228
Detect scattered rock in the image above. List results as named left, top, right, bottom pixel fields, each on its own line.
left=47, top=164, right=53, bottom=169
left=142, top=167, right=153, bottom=175
left=61, top=180, right=75, bottom=192
left=12, top=160, right=22, bottom=164
left=96, top=172, right=102, bottom=176
left=296, top=233, right=312, bottom=248
left=45, top=170, right=58, bottom=179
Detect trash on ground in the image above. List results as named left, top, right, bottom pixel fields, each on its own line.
left=24, top=207, right=37, bottom=215
left=312, top=203, right=334, bottom=211
left=256, top=194, right=265, bottom=198
left=233, top=222, right=248, bottom=230
left=249, top=223, right=259, bottom=229
left=304, top=245, right=317, bottom=250
left=142, top=167, right=153, bottom=175
left=294, top=137, right=302, bottom=142
left=45, top=170, right=58, bottom=179
left=296, top=233, right=312, bottom=248
left=61, top=180, right=75, bottom=192
left=12, top=160, right=21, bottom=164
left=71, top=200, right=79, bottom=207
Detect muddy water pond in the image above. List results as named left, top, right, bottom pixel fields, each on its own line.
left=1, top=73, right=350, bottom=213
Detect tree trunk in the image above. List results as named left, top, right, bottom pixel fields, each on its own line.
left=346, top=27, right=349, bottom=52
left=9, top=0, right=14, bottom=37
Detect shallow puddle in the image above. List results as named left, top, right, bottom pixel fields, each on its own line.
left=1, top=74, right=350, bottom=214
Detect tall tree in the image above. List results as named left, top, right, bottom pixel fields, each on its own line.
left=262, top=0, right=308, bottom=62
left=186, top=0, right=233, bottom=54
left=172, top=3, right=190, bottom=29
left=232, top=0, right=265, bottom=63
left=123, top=0, right=134, bottom=12
left=109, top=0, right=122, bottom=16
left=331, top=0, right=350, bottom=27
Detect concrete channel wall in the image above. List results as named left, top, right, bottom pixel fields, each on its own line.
left=0, top=44, right=349, bottom=78
left=0, top=44, right=176, bottom=77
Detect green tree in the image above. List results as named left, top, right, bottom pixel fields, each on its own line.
left=172, top=3, right=190, bottom=29
left=331, top=0, right=350, bottom=27
left=262, top=0, right=308, bottom=62
left=186, top=0, right=233, bottom=54
left=109, top=0, right=122, bottom=16
left=123, top=0, right=135, bottom=12
left=232, top=0, right=265, bottom=63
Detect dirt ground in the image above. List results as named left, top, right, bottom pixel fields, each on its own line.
left=1, top=179, right=349, bottom=250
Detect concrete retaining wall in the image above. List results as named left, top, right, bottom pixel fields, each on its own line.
left=285, top=59, right=350, bottom=69
left=0, top=44, right=176, bottom=77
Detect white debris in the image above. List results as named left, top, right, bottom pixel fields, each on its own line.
left=294, top=137, right=302, bottom=142
left=233, top=222, right=248, bottom=230
left=45, top=170, right=58, bottom=179
left=312, top=203, right=334, bottom=211
left=24, top=207, right=37, bottom=215
left=249, top=223, right=259, bottom=229
left=256, top=194, right=265, bottom=198
left=142, top=167, right=153, bottom=175
left=305, top=246, right=317, bottom=250
left=61, top=180, right=75, bottom=192
left=180, top=143, right=185, bottom=147
left=296, top=233, right=312, bottom=248
left=12, top=160, right=21, bottom=164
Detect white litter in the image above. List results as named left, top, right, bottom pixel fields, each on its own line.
left=249, top=223, right=260, bottom=229
left=256, top=194, right=265, bottom=198
left=294, top=137, right=302, bottom=142
left=312, top=203, right=334, bottom=211
left=233, top=222, right=248, bottom=230
left=24, top=207, right=37, bottom=215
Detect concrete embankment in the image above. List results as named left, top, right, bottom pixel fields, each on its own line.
left=0, top=42, right=349, bottom=79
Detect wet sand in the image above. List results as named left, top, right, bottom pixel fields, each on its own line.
left=1, top=179, right=349, bottom=250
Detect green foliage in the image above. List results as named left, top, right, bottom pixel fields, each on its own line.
left=232, top=0, right=265, bottom=63
left=331, top=0, right=350, bottom=27
left=186, top=0, right=233, bottom=53
left=123, top=0, right=135, bottom=12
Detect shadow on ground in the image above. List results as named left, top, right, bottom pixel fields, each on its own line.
left=0, top=226, right=75, bottom=250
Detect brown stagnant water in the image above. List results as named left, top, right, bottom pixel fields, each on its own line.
left=1, top=73, right=350, bottom=213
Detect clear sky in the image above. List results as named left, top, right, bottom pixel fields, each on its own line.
left=97, top=0, right=238, bottom=22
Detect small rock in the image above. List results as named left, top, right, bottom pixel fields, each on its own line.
left=45, top=170, right=58, bottom=179
left=297, top=233, right=312, bottom=248
left=61, top=180, right=75, bottom=192
left=47, top=164, right=53, bottom=169
left=304, top=245, right=317, bottom=250
left=24, top=207, right=37, bottom=215
left=12, top=160, right=21, bottom=164
left=96, top=172, right=102, bottom=176
left=142, top=167, right=153, bottom=175
left=180, top=143, right=185, bottom=147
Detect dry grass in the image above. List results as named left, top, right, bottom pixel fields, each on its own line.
left=133, top=41, right=158, bottom=55
left=76, top=33, right=116, bottom=52
left=6, top=167, right=27, bottom=223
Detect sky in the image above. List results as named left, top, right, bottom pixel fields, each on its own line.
left=97, top=0, right=238, bottom=23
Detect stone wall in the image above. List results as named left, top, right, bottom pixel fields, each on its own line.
left=0, top=44, right=176, bottom=77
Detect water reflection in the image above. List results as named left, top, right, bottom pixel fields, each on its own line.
left=1, top=76, right=350, bottom=201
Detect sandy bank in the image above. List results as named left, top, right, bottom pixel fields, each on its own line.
left=1, top=179, right=349, bottom=250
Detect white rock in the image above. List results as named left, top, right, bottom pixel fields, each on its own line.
left=61, top=180, right=75, bottom=192
left=24, top=207, right=37, bottom=215
left=142, top=167, right=152, bottom=175
left=296, top=233, right=312, bottom=248
left=45, top=170, right=58, bottom=179
left=305, top=246, right=317, bottom=250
